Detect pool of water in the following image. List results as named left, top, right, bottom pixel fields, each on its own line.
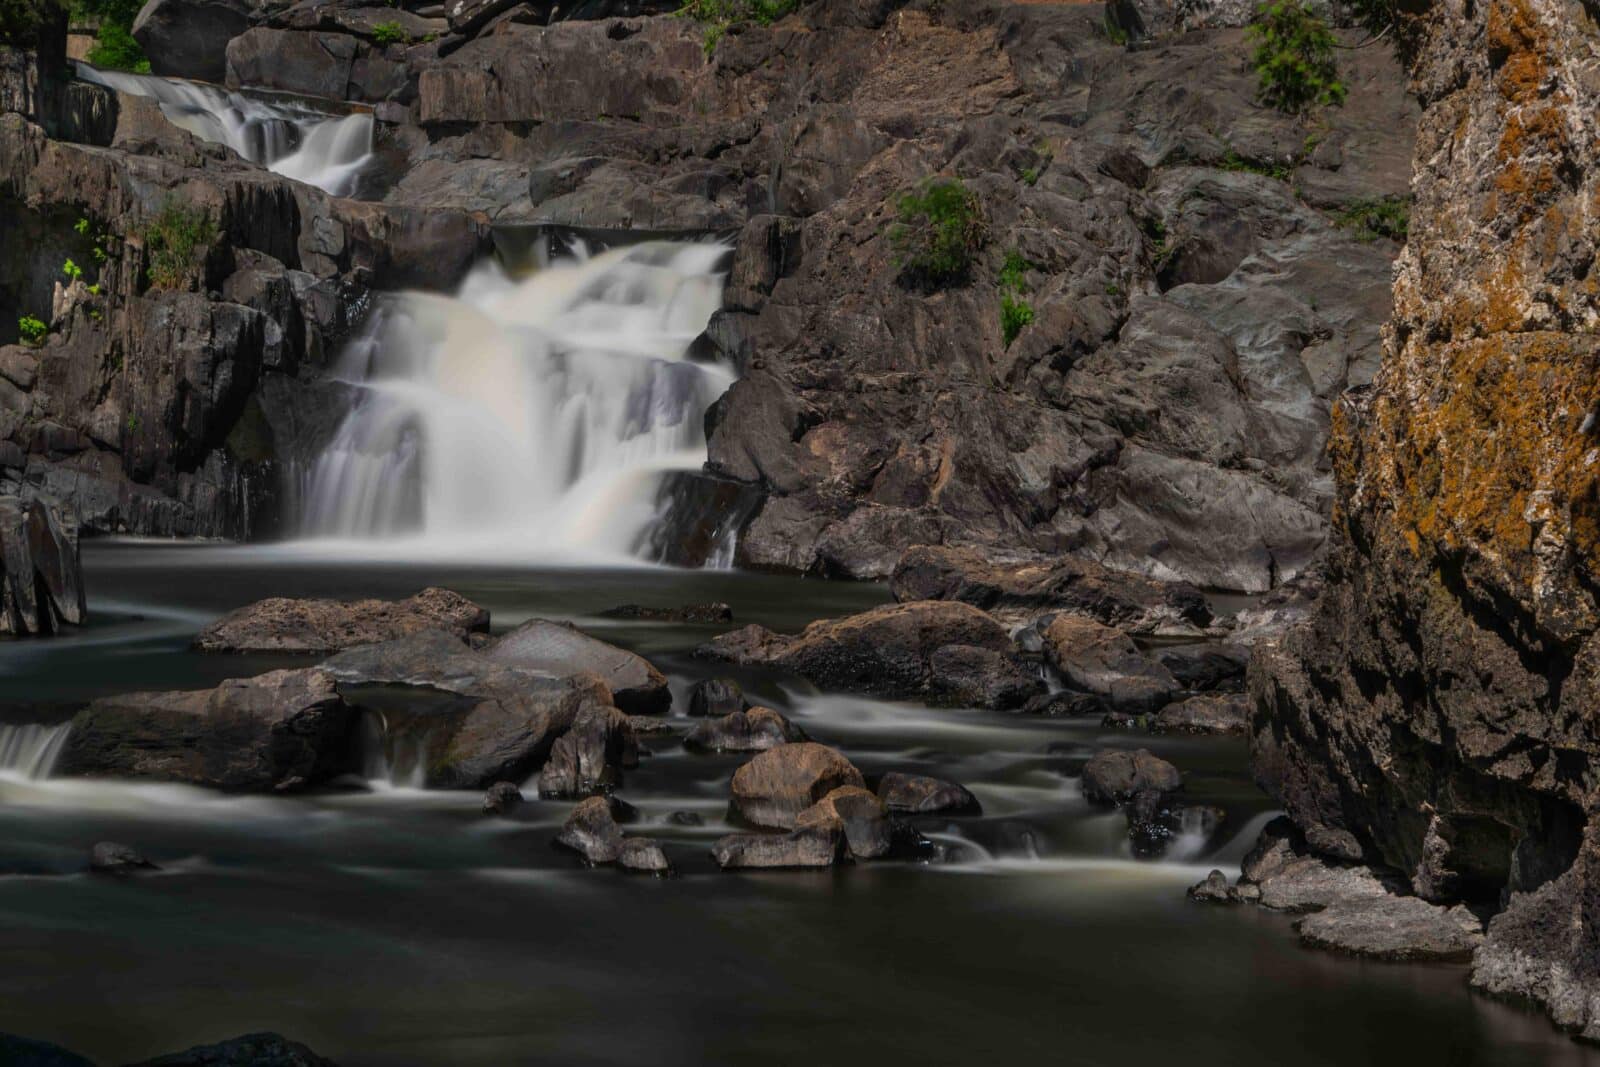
left=0, top=541, right=1592, bottom=1065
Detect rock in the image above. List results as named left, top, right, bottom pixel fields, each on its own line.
left=58, top=669, right=357, bottom=791
left=728, top=742, right=865, bottom=830
left=618, top=837, right=671, bottom=874
left=1042, top=615, right=1178, bottom=713
left=699, top=602, right=1042, bottom=710
left=133, top=0, right=255, bottom=83
left=687, top=678, right=746, bottom=718
left=1471, top=856, right=1600, bottom=1038
left=123, top=1031, right=339, bottom=1066
left=600, top=603, right=733, bottom=623
left=1079, top=749, right=1181, bottom=806
left=0, top=1033, right=96, bottom=1067
left=482, top=781, right=523, bottom=815
left=1187, top=869, right=1234, bottom=904
left=1254, top=856, right=1393, bottom=914
left=1152, top=693, right=1248, bottom=736
left=684, top=706, right=803, bottom=753
left=554, top=795, right=628, bottom=864
left=1019, top=690, right=1109, bottom=718
left=876, top=771, right=980, bottom=816
left=488, top=619, right=670, bottom=715
left=1154, top=642, right=1250, bottom=692
left=192, top=588, right=489, bottom=654
left=627, top=715, right=678, bottom=736
left=0, top=495, right=86, bottom=638
left=711, top=825, right=843, bottom=869
left=537, top=704, right=638, bottom=798
left=795, top=784, right=891, bottom=859
left=668, top=810, right=703, bottom=826
left=89, top=841, right=158, bottom=874
left=1295, top=896, right=1484, bottom=962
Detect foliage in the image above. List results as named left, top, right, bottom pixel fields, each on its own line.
left=676, top=0, right=797, bottom=56
left=62, top=257, right=82, bottom=281
left=997, top=250, right=1034, bottom=348
left=371, top=20, right=408, bottom=45
left=1334, top=195, right=1410, bottom=242
left=18, top=315, right=47, bottom=345
left=0, top=0, right=48, bottom=46
left=78, top=0, right=150, bottom=72
left=1220, top=149, right=1291, bottom=182
left=890, top=177, right=986, bottom=286
left=1101, top=10, right=1129, bottom=46
left=1247, top=0, right=1345, bottom=114
left=139, top=200, right=217, bottom=291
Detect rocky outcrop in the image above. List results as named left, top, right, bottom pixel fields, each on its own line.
left=57, top=668, right=357, bottom=790
left=133, top=0, right=256, bottom=83
left=1246, top=0, right=1600, bottom=1041
left=192, top=587, right=489, bottom=653
left=698, top=601, right=1042, bottom=709
left=0, top=493, right=85, bottom=637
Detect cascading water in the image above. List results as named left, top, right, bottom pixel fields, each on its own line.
left=297, top=240, right=734, bottom=562
left=76, top=64, right=373, bottom=197
left=0, top=723, right=71, bottom=780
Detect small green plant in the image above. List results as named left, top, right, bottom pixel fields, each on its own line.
left=1334, top=195, right=1410, bottom=242
left=677, top=0, right=798, bottom=56
left=74, top=217, right=91, bottom=237
left=890, top=177, right=986, bottom=286
left=140, top=200, right=217, bottom=291
left=1102, top=10, right=1130, bottom=45
left=997, top=250, right=1035, bottom=348
left=1220, top=149, right=1292, bottom=182
left=125, top=412, right=140, bottom=433
left=17, top=314, right=46, bottom=346
left=62, top=258, right=83, bottom=282
left=87, top=283, right=101, bottom=296
left=1247, top=0, right=1346, bottom=114
left=1021, top=167, right=1039, bottom=186
left=371, top=20, right=408, bottom=45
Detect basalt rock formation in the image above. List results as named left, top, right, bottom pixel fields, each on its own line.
left=1249, top=0, right=1600, bottom=1041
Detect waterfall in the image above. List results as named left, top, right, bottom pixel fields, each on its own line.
left=76, top=64, right=374, bottom=197
left=297, top=239, right=734, bottom=562
left=0, top=723, right=71, bottom=779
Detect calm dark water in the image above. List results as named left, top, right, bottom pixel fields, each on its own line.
left=0, top=542, right=1593, bottom=1066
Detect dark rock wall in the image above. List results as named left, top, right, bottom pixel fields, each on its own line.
left=1250, top=0, right=1600, bottom=1039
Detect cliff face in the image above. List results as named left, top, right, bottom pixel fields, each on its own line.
left=1252, top=0, right=1600, bottom=1035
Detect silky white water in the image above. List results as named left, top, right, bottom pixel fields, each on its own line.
left=0, top=723, right=71, bottom=780
left=76, top=64, right=374, bottom=196
left=297, top=240, right=733, bottom=562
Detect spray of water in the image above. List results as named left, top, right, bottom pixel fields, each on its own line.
left=296, top=240, right=733, bottom=563
left=77, top=64, right=374, bottom=197
left=0, top=723, right=72, bottom=780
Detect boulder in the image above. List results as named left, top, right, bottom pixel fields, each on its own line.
left=1079, top=749, right=1181, bottom=806
left=687, top=677, right=746, bottom=718
left=1187, top=869, right=1234, bottom=904
left=57, top=669, right=357, bottom=791
left=1152, top=693, right=1248, bottom=736
left=1154, top=642, right=1250, bottom=693
left=320, top=628, right=534, bottom=695
left=1042, top=615, right=1179, bottom=713
left=556, top=796, right=670, bottom=873
left=482, top=781, right=523, bottom=815
left=124, top=1031, right=339, bottom=1066
left=618, top=838, right=671, bottom=874
left=89, top=841, right=158, bottom=875
left=699, top=602, right=1042, bottom=710
left=876, top=771, right=980, bottom=815
left=712, top=825, right=843, bottom=869
left=0, top=495, right=86, bottom=638
left=1295, top=896, right=1484, bottom=962
left=192, top=588, right=489, bottom=654
left=601, top=603, right=733, bottom=623
left=488, top=619, right=670, bottom=714
left=729, top=742, right=865, bottom=830
left=133, top=0, right=255, bottom=83
left=537, top=703, right=638, bottom=798
left=684, top=706, right=803, bottom=753
left=1019, top=691, right=1109, bottom=718
left=795, top=785, right=891, bottom=859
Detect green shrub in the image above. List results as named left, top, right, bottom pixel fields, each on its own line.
left=371, top=20, right=407, bottom=45
left=890, top=177, right=986, bottom=285
left=1334, top=195, right=1410, bottom=242
left=18, top=315, right=46, bottom=345
left=677, top=0, right=797, bottom=56
left=140, top=200, right=217, bottom=290
left=1247, top=0, right=1345, bottom=114
left=998, top=250, right=1034, bottom=348
left=78, top=0, right=150, bottom=72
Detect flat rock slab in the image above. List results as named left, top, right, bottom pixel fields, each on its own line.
left=1295, top=896, right=1484, bottom=962
left=1255, top=855, right=1393, bottom=913
left=488, top=619, right=670, bottom=714
left=193, top=587, right=488, bottom=654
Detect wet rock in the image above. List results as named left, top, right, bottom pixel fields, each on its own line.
left=192, top=587, right=489, bottom=654
left=618, top=837, right=671, bottom=874
left=1254, top=855, right=1394, bottom=914
left=627, top=715, right=679, bottom=737
left=668, top=811, right=704, bottom=827
left=684, top=706, right=803, bottom=753
left=1079, top=749, right=1181, bottom=806
left=489, top=619, right=670, bottom=715
left=1019, top=690, right=1109, bottom=718
left=58, top=669, right=357, bottom=791
left=601, top=603, right=733, bottom=624
left=0, top=495, right=86, bottom=638
left=124, top=1031, right=339, bottom=1066
left=555, top=795, right=629, bottom=864
left=876, top=771, right=980, bottom=816
left=1154, top=642, right=1249, bottom=693
left=1295, top=896, right=1484, bottom=962
left=89, top=841, right=158, bottom=875
left=687, top=678, right=746, bottom=718
left=1042, top=615, right=1178, bottom=713
left=1187, top=869, right=1234, bottom=904
left=133, top=0, right=254, bottom=83
left=795, top=785, right=890, bottom=859
left=537, top=704, right=638, bottom=798
left=700, top=602, right=1042, bottom=710
left=482, top=781, right=523, bottom=815
left=322, top=629, right=546, bottom=696
left=729, top=742, right=865, bottom=830
left=712, top=825, right=843, bottom=869
left=1152, top=693, right=1248, bottom=736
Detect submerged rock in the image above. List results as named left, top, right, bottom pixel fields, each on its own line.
left=1079, top=749, right=1181, bottom=806
left=482, top=781, right=523, bottom=815
left=876, top=771, right=981, bottom=816
left=192, top=587, right=489, bottom=654
left=684, top=706, right=803, bottom=753
left=699, top=601, right=1043, bottom=710
left=712, top=825, right=843, bottom=869
left=1187, top=869, right=1234, bottom=904
left=0, top=495, right=86, bottom=639
left=89, top=841, right=158, bottom=875
left=729, top=743, right=865, bottom=830
left=488, top=619, right=670, bottom=714
left=1295, top=896, right=1483, bottom=962
left=601, top=603, right=733, bottom=623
